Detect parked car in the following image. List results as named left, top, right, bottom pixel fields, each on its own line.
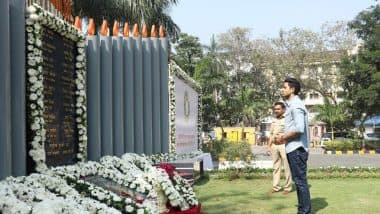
left=363, top=132, right=380, bottom=141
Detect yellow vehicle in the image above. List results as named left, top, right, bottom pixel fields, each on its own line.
left=214, top=127, right=257, bottom=144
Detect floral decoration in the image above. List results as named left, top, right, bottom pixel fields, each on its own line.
left=0, top=173, right=121, bottom=213
left=49, top=161, right=154, bottom=213
left=25, top=4, right=87, bottom=172
left=146, top=151, right=203, bottom=166
left=0, top=153, right=200, bottom=213
left=168, top=61, right=203, bottom=153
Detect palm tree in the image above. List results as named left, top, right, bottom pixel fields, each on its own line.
left=314, top=98, right=346, bottom=140
left=72, top=0, right=180, bottom=39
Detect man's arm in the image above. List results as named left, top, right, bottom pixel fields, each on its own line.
left=281, top=108, right=305, bottom=141
left=268, top=123, right=274, bottom=150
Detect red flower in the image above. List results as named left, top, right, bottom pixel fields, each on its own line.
left=157, top=163, right=176, bottom=178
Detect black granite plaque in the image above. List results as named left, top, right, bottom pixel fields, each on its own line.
left=40, top=26, right=78, bottom=167
left=84, top=176, right=148, bottom=200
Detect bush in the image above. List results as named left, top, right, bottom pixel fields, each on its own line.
left=201, top=139, right=228, bottom=160
left=325, top=140, right=355, bottom=150
left=221, top=141, right=254, bottom=162
left=365, top=140, right=380, bottom=150
left=324, top=138, right=380, bottom=150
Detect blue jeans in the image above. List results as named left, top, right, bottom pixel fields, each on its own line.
left=287, top=147, right=311, bottom=214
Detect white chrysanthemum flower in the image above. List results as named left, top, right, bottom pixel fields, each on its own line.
left=27, top=44, right=34, bottom=50
left=29, top=93, right=38, bottom=100
left=26, top=6, right=37, bottom=14
left=27, top=68, right=37, bottom=76
left=76, top=55, right=84, bottom=62
left=125, top=205, right=134, bottom=212
left=29, top=14, right=40, bottom=21
left=35, top=39, right=42, bottom=47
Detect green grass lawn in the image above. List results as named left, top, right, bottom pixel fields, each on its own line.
left=193, top=177, right=380, bottom=214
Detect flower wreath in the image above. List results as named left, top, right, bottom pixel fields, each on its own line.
left=49, top=161, right=154, bottom=213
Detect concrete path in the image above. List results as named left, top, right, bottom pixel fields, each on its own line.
left=251, top=145, right=380, bottom=168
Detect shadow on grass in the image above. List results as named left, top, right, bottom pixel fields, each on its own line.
left=198, top=191, right=250, bottom=201
left=311, top=197, right=328, bottom=214
left=194, top=174, right=210, bottom=185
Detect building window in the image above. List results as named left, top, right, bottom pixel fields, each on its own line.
left=242, top=132, right=247, bottom=140
left=222, top=132, right=227, bottom=138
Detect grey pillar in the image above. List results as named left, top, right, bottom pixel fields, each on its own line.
left=152, top=38, right=161, bottom=153
left=0, top=0, right=12, bottom=179
left=123, top=37, right=134, bottom=153
left=86, top=36, right=101, bottom=161
left=112, top=37, right=124, bottom=156
left=133, top=36, right=144, bottom=154
left=100, top=36, right=113, bottom=156
left=10, top=0, right=26, bottom=176
left=160, top=37, right=169, bottom=153
left=142, top=37, right=153, bottom=154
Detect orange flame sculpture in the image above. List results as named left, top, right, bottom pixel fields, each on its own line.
left=151, top=25, right=157, bottom=38
left=113, top=21, right=119, bottom=36
left=159, top=25, right=165, bottom=38
left=123, top=22, right=130, bottom=37
left=133, top=24, right=139, bottom=37
left=142, top=24, right=148, bottom=38
left=74, top=16, right=81, bottom=30
left=100, top=20, right=108, bottom=36
left=87, top=18, right=95, bottom=36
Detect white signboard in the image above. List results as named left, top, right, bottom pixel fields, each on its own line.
left=174, top=76, right=199, bottom=154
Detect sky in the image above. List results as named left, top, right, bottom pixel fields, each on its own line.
left=170, top=0, right=377, bottom=45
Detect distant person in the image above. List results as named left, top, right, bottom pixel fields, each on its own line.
left=267, top=102, right=292, bottom=195
left=279, top=77, right=311, bottom=214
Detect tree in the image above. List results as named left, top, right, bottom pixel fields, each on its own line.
left=173, top=33, right=203, bottom=77
left=314, top=98, right=347, bottom=140
left=194, top=36, right=227, bottom=131
left=218, top=27, right=253, bottom=90
left=72, top=0, right=180, bottom=39
left=217, top=27, right=274, bottom=126
left=340, top=4, right=380, bottom=133
left=257, top=22, right=358, bottom=101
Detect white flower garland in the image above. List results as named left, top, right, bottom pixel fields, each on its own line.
left=25, top=4, right=87, bottom=172
left=168, top=67, right=177, bottom=153
left=146, top=151, right=203, bottom=165
left=1, top=153, right=200, bottom=213
left=172, top=172, right=199, bottom=207
left=1, top=173, right=121, bottom=213
left=121, top=154, right=199, bottom=211
left=49, top=161, right=154, bottom=213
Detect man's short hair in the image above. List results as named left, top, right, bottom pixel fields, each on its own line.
left=274, top=101, right=285, bottom=109
left=284, top=77, right=301, bottom=95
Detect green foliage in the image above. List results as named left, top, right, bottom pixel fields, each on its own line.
left=72, top=0, right=180, bottom=40
left=364, top=140, right=380, bottom=150
left=324, top=140, right=355, bottom=150
left=201, top=139, right=228, bottom=160
left=340, top=4, right=380, bottom=125
left=194, top=54, right=228, bottom=131
left=173, top=33, right=203, bottom=77
left=221, top=141, right=254, bottom=162
left=313, top=98, right=348, bottom=136
left=217, top=28, right=274, bottom=127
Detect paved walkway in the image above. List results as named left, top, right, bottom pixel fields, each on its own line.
left=251, top=145, right=380, bottom=168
